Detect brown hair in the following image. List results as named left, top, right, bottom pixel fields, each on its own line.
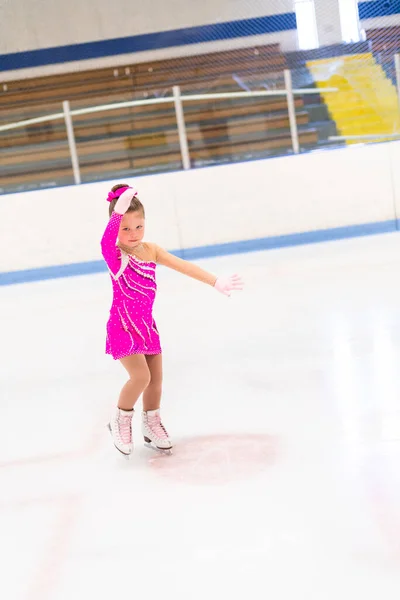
left=108, top=183, right=145, bottom=218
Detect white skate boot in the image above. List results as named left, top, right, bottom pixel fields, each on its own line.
left=108, top=408, right=134, bottom=457
left=142, top=409, right=172, bottom=452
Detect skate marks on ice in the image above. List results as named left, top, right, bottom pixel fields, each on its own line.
left=358, top=443, right=400, bottom=561
left=146, top=433, right=278, bottom=485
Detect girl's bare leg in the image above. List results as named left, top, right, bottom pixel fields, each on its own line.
left=142, top=353, right=163, bottom=411
left=141, top=353, right=171, bottom=450
left=118, top=354, right=151, bottom=410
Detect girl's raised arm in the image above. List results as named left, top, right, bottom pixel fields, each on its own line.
left=100, top=212, right=123, bottom=274
left=100, top=188, right=137, bottom=274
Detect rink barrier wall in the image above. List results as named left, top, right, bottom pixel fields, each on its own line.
left=0, top=220, right=397, bottom=286
left=1, top=141, right=400, bottom=286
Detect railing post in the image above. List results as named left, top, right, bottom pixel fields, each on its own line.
left=284, top=69, right=300, bottom=155
left=63, top=100, right=81, bottom=185
left=395, top=54, right=400, bottom=124
left=173, top=85, right=190, bottom=170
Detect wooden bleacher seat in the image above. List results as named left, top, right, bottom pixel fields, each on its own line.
left=0, top=44, right=287, bottom=109
left=1, top=96, right=305, bottom=150
left=0, top=43, right=321, bottom=193
left=0, top=127, right=318, bottom=190
left=366, top=26, right=400, bottom=52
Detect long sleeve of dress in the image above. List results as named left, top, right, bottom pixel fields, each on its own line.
left=100, top=212, right=123, bottom=275
left=154, top=245, right=217, bottom=286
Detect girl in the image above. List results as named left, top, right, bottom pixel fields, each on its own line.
left=101, top=183, right=243, bottom=457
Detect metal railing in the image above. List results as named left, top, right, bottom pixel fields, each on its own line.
left=329, top=133, right=400, bottom=141
left=0, top=69, right=338, bottom=186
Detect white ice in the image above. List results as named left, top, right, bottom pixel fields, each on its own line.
left=1, top=233, right=400, bottom=600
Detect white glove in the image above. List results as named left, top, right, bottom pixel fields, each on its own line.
left=214, top=274, right=243, bottom=297
left=114, top=188, right=138, bottom=215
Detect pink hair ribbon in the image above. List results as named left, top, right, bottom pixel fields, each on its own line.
left=106, top=186, right=137, bottom=202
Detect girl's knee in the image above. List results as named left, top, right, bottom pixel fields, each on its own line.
left=132, top=365, right=151, bottom=388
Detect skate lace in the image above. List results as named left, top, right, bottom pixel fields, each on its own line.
left=148, top=414, right=168, bottom=440
left=118, top=414, right=132, bottom=444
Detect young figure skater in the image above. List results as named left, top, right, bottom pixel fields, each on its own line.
left=101, top=183, right=243, bottom=457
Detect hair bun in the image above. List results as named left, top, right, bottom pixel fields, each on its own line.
left=107, top=186, right=131, bottom=202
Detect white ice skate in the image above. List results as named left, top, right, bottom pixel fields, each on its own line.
left=142, top=409, right=172, bottom=453
left=108, top=408, right=134, bottom=458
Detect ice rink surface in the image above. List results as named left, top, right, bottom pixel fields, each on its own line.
left=2, top=232, right=400, bottom=600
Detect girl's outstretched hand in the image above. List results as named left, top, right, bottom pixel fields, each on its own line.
left=214, top=274, right=244, bottom=297
left=114, top=188, right=138, bottom=215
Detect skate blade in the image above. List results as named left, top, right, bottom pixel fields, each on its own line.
left=144, top=440, right=173, bottom=455
left=107, top=423, right=132, bottom=460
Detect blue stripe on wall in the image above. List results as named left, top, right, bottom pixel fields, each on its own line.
left=0, top=13, right=297, bottom=72
left=0, top=219, right=396, bottom=287
left=359, top=0, right=400, bottom=20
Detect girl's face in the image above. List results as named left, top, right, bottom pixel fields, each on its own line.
left=119, top=210, right=145, bottom=247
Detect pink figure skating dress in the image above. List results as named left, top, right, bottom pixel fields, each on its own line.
left=101, top=210, right=219, bottom=360
left=101, top=212, right=161, bottom=359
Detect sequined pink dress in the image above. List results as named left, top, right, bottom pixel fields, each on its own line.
left=100, top=212, right=161, bottom=359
